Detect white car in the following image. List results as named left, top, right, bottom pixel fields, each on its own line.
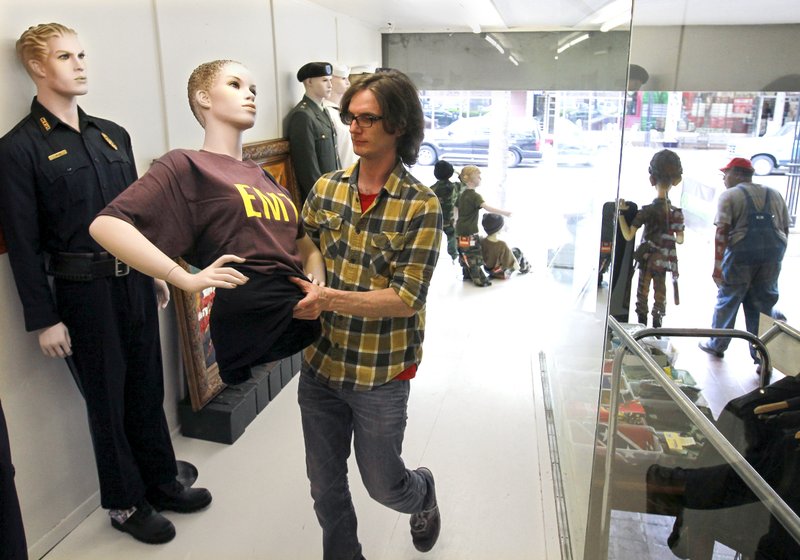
left=727, top=122, right=798, bottom=175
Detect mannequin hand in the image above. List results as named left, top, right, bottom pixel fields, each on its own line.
left=619, top=199, right=629, bottom=211
left=170, top=255, right=249, bottom=292
left=38, top=322, right=72, bottom=358
left=154, top=279, right=171, bottom=308
left=289, top=276, right=325, bottom=320
left=305, top=272, right=325, bottom=287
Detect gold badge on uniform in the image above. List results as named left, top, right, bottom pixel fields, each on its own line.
left=101, top=132, right=118, bottom=150
left=39, top=117, right=51, bottom=131
left=48, top=149, right=68, bottom=161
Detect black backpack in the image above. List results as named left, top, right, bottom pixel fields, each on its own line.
left=729, top=186, right=786, bottom=265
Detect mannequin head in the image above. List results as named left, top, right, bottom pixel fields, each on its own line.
left=330, top=63, right=350, bottom=103
left=188, top=60, right=256, bottom=130
left=296, top=62, right=332, bottom=103
left=339, top=69, right=424, bottom=166
left=17, top=23, right=87, bottom=98
left=17, top=23, right=77, bottom=76
left=648, top=149, right=683, bottom=188
left=459, top=165, right=481, bottom=188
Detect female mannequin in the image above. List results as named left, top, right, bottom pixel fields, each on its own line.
left=90, top=60, right=324, bottom=384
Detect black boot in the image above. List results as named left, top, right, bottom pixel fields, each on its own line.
left=652, top=315, right=662, bottom=329
left=637, top=314, right=647, bottom=325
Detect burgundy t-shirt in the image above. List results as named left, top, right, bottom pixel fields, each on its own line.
left=100, top=149, right=304, bottom=276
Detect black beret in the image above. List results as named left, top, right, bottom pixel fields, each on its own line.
left=297, top=62, right=333, bottom=82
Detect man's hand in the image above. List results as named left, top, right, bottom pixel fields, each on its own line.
left=290, top=276, right=326, bottom=320
left=170, top=255, right=249, bottom=293
left=154, top=278, right=171, bottom=308
left=38, top=322, right=72, bottom=358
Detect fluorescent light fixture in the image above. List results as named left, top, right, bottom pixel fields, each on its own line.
left=556, top=33, right=590, bottom=54
left=508, top=55, right=519, bottom=66
left=600, top=12, right=631, bottom=32
left=484, top=33, right=505, bottom=54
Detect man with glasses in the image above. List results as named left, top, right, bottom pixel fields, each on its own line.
left=290, top=69, right=443, bottom=559
left=698, top=157, right=789, bottom=365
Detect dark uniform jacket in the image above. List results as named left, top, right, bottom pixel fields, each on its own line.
left=286, top=95, right=340, bottom=201
left=0, top=98, right=138, bottom=331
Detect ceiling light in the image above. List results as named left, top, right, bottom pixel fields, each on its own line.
left=508, top=55, right=519, bottom=66
left=556, top=33, right=590, bottom=54
left=484, top=33, right=505, bottom=54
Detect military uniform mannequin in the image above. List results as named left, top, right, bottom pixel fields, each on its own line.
left=324, top=62, right=357, bottom=168
left=0, top=23, right=211, bottom=545
left=286, top=62, right=341, bottom=201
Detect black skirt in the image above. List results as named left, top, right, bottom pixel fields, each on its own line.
left=209, top=271, right=321, bottom=384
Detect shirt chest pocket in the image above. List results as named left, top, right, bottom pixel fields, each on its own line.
left=101, top=148, right=136, bottom=189
left=369, top=231, right=405, bottom=281
left=40, top=153, right=92, bottom=210
left=317, top=210, right=343, bottom=256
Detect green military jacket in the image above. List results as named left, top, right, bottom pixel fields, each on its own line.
left=286, top=95, right=341, bottom=201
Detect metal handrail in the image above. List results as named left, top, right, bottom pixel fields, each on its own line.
left=597, top=318, right=800, bottom=558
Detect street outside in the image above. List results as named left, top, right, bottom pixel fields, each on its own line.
left=410, top=142, right=799, bottom=327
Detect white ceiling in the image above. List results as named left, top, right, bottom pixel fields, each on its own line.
left=307, top=0, right=800, bottom=32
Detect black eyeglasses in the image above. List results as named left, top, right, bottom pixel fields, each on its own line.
left=341, top=113, right=384, bottom=128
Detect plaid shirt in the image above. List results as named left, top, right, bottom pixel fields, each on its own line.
left=301, top=160, right=442, bottom=389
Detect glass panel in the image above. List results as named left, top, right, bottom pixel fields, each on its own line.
left=593, top=324, right=800, bottom=560
left=387, top=17, right=634, bottom=558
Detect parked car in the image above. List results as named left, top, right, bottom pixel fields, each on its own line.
left=417, top=116, right=543, bottom=168
left=727, top=122, right=799, bottom=175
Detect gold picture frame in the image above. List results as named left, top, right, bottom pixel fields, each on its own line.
left=175, top=138, right=299, bottom=410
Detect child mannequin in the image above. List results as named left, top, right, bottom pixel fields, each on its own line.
left=618, top=149, right=685, bottom=327
left=480, top=213, right=530, bottom=279
left=430, top=159, right=459, bottom=262
left=90, top=60, right=325, bottom=385
left=454, top=165, right=511, bottom=286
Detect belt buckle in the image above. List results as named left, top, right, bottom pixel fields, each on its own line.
left=114, top=258, right=130, bottom=277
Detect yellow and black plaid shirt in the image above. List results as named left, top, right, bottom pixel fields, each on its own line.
left=301, top=160, right=442, bottom=390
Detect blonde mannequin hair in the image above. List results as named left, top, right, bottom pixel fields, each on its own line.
left=459, top=165, right=481, bottom=186
left=187, top=59, right=239, bottom=127
left=16, top=23, right=77, bottom=77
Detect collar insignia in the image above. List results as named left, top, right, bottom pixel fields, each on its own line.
left=101, top=132, right=118, bottom=150
left=39, top=117, right=51, bottom=131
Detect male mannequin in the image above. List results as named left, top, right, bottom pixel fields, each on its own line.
left=0, top=23, right=211, bottom=545
left=324, top=62, right=357, bottom=168
left=286, top=61, right=340, bottom=201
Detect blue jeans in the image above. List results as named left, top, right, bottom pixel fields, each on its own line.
left=297, top=371, right=428, bottom=560
left=707, top=255, right=781, bottom=358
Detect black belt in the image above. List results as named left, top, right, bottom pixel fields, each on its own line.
left=47, top=252, right=130, bottom=281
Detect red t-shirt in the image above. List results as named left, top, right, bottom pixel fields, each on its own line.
left=101, top=149, right=304, bottom=276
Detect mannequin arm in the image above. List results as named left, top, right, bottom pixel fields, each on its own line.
left=481, top=202, right=511, bottom=217
left=89, top=215, right=248, bottom=293
left=297, top=233, right=326, bottom=286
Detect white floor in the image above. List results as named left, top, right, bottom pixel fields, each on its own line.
left=44, top=259, right=562, bottom=560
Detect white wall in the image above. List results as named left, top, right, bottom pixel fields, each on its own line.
left=0, top=1, right=380, bottom=557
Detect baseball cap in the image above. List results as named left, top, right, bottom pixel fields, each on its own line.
left=720, top=157, right=754, bottom=172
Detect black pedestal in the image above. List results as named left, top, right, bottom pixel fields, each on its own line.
left=179, top=382, right=257, bottom=444
left=177, top=353, right=302, bottom=445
